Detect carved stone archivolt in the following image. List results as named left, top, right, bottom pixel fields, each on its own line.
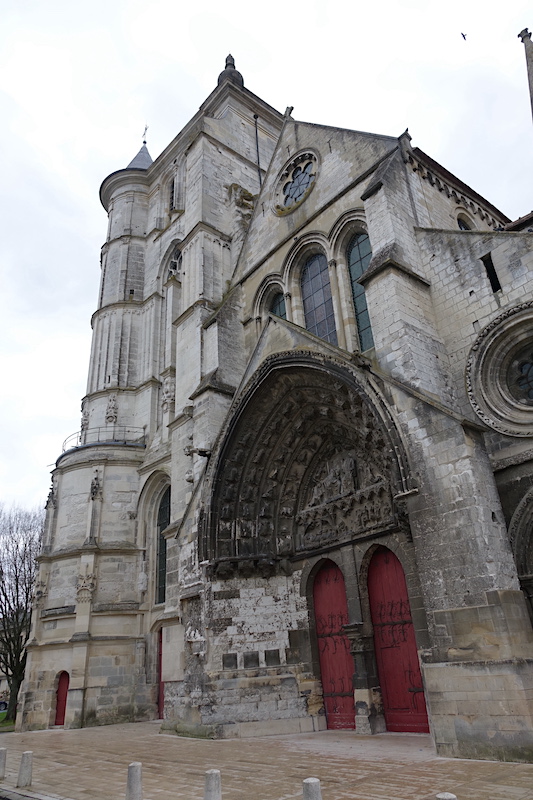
left=466, top=302, right=533, bottom=437
left=203, top=355, right=410, bottom=578
left=508, top=487, right=533, bottom=578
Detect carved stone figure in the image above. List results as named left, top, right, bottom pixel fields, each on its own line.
left=81, top=402, right=89, bottom=432
left=105, top=393, right=118, bottom=423
left=161, top=375, right=176, bottom=412
left=76, top=570, right=97, bottom=604
left=90, top=471, right=101, bottom=500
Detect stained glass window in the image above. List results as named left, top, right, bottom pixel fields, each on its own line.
left=509, top=352, right=533, bottom=406
left=347, top=233, right=374, bottom=351
left=283, top=160, right=315, bottom=208
left=301, top=254, right=337, bottom=345
left=270, top=292, right=286, bottom=319
left=156, top=486, right=170, bottom=604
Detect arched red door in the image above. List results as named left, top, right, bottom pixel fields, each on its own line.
left=313, top=561, right=355, bottom=729
left=54, top=671, right=69, bottom=726
left=368, top=547, right=429, bottom=733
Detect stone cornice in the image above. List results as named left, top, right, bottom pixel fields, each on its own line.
left=100, top=169, right=151, bottom=211
left=38, top=541, right=140, bottom=563
left=407, top=148, right=509, bottom=228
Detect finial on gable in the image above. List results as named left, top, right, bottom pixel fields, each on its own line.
left=218, top=54, right=244, bottom=88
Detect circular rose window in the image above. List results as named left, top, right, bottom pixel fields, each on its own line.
left=273, top=152, right=317, bottom=215
left=466, top=302, right=533, bottom=436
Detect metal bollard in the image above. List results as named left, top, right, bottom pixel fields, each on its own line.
left=0, top=748, right=6, bottom=781
left=17, top=751, right=33, bottom=788
left=303, top=777, right=323, bottom=800
left=436, top=794, right=458, bottom=800
left=204, top=769, right=222, bottom=800
left=126, top=761, right=143, bottom=800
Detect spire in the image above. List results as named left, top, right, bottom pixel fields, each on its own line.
left=518, top=28, right=533, bottom=124
left=217, top=54, right=244, bottom=88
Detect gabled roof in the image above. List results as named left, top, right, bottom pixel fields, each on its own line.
left=505, top=210, right=533, bottom=231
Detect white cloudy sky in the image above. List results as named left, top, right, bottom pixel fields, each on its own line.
left=0, top=0, right=532, bottom=509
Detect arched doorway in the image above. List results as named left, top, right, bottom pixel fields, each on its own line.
left=368, top=547, right=429, bottom=733
left=54, top=671, right=69, bottom=726
left=313, top=561, right=355, bottom=729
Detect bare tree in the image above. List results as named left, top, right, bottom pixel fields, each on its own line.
left=0, top=506, right=43, bottom=721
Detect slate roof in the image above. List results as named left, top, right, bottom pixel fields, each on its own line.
left=127, top=143, right=153, bottom=170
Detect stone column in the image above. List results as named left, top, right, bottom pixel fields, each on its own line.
left=328, top=259, right=347, bottom=349
left=343, top=622, right=386, bottom=735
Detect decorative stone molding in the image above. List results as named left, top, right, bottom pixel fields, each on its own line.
left=81, top=401, right=89, bottom=432
left=466, top=302, right=533, bottom=436
left=508, top=487, right=533, bottom=576
left=45, top=480, right=57, bottom=510
left=229, top=183, right=255, bottom=240
left=33, top=580, right=48, bottom=609
left=406, top=150, right=504, bottom=229
left=105, top=393, right=118, bottom=423
left=76, top=570, right=97, bottom=604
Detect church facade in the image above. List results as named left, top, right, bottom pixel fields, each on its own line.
left=18, top=50, right=533, bottom=761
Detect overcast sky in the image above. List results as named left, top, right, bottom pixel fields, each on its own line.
left=0, top=0, right=532, bottom=509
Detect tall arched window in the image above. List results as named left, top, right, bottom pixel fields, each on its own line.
left=156, top=487, right=170, bottom=604
left=168, top=177, right=175, bottom=212
left=347, top=233, right=374, bottom=351
left=269, top=292, right=286, bottom=319
left=301, top=253, right=337, bottom=345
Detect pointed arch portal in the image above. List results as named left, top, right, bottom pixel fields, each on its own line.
left=368, top=547, right=429, bottom=733
left=203, top=354, right=411, bottom=576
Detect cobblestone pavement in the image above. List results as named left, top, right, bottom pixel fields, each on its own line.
left=0, top=721, right=532, bottom=800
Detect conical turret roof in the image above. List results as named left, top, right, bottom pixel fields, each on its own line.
left=127, top=143, right=153, bottom=169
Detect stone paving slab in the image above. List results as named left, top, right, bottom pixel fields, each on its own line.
left=0, top=721, right=532, bottom=800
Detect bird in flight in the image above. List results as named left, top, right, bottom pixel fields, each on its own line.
left=461, top=32, right=467, bottom=40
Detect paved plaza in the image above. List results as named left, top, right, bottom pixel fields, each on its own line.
left=0, top=721, right=532, bottom=800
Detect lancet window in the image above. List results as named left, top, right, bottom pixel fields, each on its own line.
left=270, top=292, right=286, bottom=319
left=301, top=253, right=337, bottom=345
left=156, top=486, right=170, bottom=604
left=347, top=233, right=374, bottom=351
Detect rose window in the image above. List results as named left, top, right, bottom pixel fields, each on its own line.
left=274, top=152, right=318, bottom=214
left=283, top=162, right=315, bottom=207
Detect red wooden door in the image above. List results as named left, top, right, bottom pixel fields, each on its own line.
left=54, top=671, right=69, bottom=725
left=313, top=561, right=355, bottom=729
left=368, top=547, right=429, bottom=733
left=158, top=628, right=164, bottom=719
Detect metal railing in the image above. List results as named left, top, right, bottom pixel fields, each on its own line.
left=62, top=426, right=145, bottom=452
